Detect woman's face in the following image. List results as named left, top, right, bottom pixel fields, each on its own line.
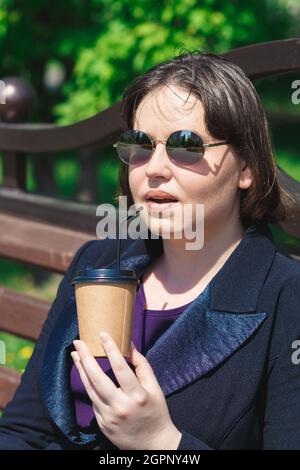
left=128, top=83, right=253, bottom=239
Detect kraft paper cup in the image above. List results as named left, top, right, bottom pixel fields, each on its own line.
left=72, top=268, right=140, bottom=357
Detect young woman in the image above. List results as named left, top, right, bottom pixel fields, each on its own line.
left=1, top=51, right=300, bottom=450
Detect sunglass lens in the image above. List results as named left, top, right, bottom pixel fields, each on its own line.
left=116, top=130, right=152, bottom=165
left=167, top=130, right=204, bottom=165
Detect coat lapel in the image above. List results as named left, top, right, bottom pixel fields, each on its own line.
left=41, top=222, right=275, bottom=444
left=145, top=285, right=267, bottom=396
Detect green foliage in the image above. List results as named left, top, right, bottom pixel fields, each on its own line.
left=53, top=0, right=294, bottom=124
left=0, top=0, right=296, bottom=123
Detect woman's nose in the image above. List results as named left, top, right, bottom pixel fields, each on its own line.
left=144, top=143, right=172, bottom=179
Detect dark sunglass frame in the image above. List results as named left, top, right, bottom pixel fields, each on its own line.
left=113, top=129, right=229, bottom=166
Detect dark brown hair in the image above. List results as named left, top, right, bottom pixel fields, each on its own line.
left=115, top=50, right=297, bottom=229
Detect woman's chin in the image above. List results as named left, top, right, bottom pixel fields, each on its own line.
left=146, top=219, right=186, bottom=239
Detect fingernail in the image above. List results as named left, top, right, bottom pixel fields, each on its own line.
left=71, top=352, right=78, bottom=365
left=100, top=332, right=109, bottom=342
left=73, top=340, right=80, bottom=350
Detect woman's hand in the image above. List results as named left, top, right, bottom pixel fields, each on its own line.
left=71, top=332, right=182, bottom=450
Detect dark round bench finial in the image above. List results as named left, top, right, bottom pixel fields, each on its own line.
left=0, top=77, right=36, bottom=123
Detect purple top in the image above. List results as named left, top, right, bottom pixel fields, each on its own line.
left=70, top=276, right=193, bottom=430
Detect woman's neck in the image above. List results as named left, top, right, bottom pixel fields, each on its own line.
left=154, top=220, right=246, bottom=293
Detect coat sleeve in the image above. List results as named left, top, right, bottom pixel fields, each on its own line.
left=262, top=273, right=300, bottom=449
left=176, top=431, right=213, bottom=450
left=0, top=240, right=96, bottom=450
left=176, top=272, right=300, bottom=451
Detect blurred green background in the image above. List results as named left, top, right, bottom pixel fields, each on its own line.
left=0, top=0, right=300, bottom=378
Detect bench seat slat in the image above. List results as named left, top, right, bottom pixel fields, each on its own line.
left=0, top=212, right=93, bottom=273
left=0, top=286, right=51, bottom=341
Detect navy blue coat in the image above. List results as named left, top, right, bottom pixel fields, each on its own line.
left=1, top=222, right=300, bottom=450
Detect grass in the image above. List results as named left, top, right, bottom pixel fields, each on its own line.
left=0, top=333, right=35, bottom=373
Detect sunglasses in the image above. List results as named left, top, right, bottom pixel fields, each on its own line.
left=113, top=129, right=229, bottom=167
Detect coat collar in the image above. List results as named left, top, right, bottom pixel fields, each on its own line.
left=41, top=222, right=275, bottom=445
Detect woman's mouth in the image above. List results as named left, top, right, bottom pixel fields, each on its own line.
left=145, top=198, right=179, bottom=211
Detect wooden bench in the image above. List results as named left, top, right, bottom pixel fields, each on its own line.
left=1, top=38, right=300, bottom=410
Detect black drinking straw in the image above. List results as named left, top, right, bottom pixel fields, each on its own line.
left=117, top=206, right=143, bottom=271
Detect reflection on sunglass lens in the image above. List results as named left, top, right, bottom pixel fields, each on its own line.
left=117, top=130, right=152, bottom=165
left=167, top=130, right=204, bottom=165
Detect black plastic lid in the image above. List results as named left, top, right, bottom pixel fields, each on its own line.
left=72, top=268, right=140, bottom=285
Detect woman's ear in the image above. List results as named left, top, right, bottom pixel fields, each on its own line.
left=238, top=161, right=253, bottom=190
